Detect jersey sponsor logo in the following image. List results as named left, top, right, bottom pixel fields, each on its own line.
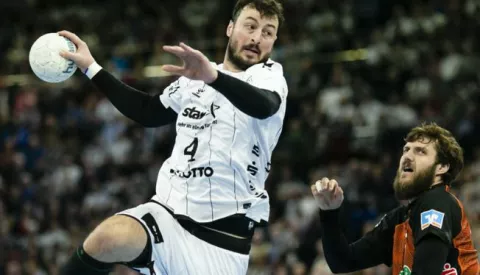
left=265, top=162, right=271, bottom=173
left=177, top=120, right=217, bottom=130
left=399, top=265, right=411, bottom=275
left=181, top=103, right=220, bottom=120
left=210, top=103, right=219, bottom=118
left=170, top=166, right=214, bottom=178
left=247, top=181, right=268, bottom=199
left=182, top=107, right=208, bottom=119
left=247, top=161, right=259, bottom=176
left=420, top=209, right=445, bottom=230
left=441, top=263, right=458, bottom=275
left=178, top=103, right=220, bottom=130
left=252, top=145, right=260, bottom=157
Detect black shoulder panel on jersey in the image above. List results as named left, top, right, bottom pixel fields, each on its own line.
left=409, top=184, right=462, bottom=245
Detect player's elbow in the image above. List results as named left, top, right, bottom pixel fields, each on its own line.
left=255, top=111, right=275, bottom=120
left=253, top=90, right=280, bottom=119
left=246, top=105, right=277, bottom=119
left=256, top=101, right=280, bottom=119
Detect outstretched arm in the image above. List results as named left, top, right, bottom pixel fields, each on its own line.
left=162, top=43, right=281, bottom=119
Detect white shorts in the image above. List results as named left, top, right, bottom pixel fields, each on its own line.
left=116, top=201, right=250, bottom=275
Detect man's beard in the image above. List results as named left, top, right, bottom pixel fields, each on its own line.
left=393, top=164, right=436, bottom=200
left=226, top=39, right=270, bottom=71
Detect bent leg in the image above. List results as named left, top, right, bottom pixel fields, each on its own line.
left=83, top=215, right=148, bottom=262
left=60, top=215, right=148, bottom=275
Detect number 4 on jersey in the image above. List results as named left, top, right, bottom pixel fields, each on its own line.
left=184, top=138, right=199, bottom=162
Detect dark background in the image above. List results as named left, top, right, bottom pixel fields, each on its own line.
left=1, top=0, right=479, bottom=274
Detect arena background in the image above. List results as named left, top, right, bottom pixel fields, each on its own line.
left=1, top=0, right=480, bottom=274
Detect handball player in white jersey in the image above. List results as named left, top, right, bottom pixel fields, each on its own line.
left=58, top=0, right=287, bottom=274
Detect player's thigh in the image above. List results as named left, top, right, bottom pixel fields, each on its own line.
left=180, top=233, right=250, bottom=275
left=118, top=201, right=249, bottom=275
left=116, top=201, right=176, bottom=274
left=83, top=214, right=148, bottom=263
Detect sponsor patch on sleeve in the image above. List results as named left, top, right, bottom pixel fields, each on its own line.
left=420, top=209, right=445, bottom=230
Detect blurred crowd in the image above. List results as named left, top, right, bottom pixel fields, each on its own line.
left=1, top=0, right=480, bottom=274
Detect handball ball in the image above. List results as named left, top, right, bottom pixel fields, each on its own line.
left=29, top=33, right=77, bottom=83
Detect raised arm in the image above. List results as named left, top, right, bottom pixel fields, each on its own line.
left=161, top=43, right=282, bottom=119
left=58, top=30, right=176, bottom=127
left=312, top=178, right=394, bottom=273
left=208, top=71, right=280, bottom=119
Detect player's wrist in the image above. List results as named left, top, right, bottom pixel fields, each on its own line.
left=205, top=69, right=218, bottom=84
left=84, top=61, right=102, bottom=79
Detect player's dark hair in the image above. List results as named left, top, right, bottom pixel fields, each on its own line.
left=405, top=122, right=464, bottom=186
left=232, top=0, right=285, bottom=27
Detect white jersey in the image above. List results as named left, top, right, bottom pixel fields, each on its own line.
left=154, top=59, right=288, bottom=223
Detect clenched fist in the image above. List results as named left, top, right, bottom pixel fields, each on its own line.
left=311, top=177, right=344, bottom=210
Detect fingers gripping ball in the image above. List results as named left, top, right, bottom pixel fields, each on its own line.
left=29, top=33, right=77, bottom=83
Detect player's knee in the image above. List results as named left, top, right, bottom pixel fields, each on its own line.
left=83, top=215, right=148, bottom=263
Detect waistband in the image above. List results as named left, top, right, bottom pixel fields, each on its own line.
left=149, top=200, right=253, bottom=255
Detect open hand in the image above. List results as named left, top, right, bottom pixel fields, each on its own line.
left=162, top=43, right=218, bottom=84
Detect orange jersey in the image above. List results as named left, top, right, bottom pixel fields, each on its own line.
left=390, top=185, right=478, bottom=274
left=320, top=184, right=479, bottom=275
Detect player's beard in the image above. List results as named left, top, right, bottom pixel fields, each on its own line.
left=393, top=164, right=436, bottom=201
left=226, top=38, right=270, bottom=71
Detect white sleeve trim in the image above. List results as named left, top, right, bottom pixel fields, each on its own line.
left=84, top=62, right=103, bottom=79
